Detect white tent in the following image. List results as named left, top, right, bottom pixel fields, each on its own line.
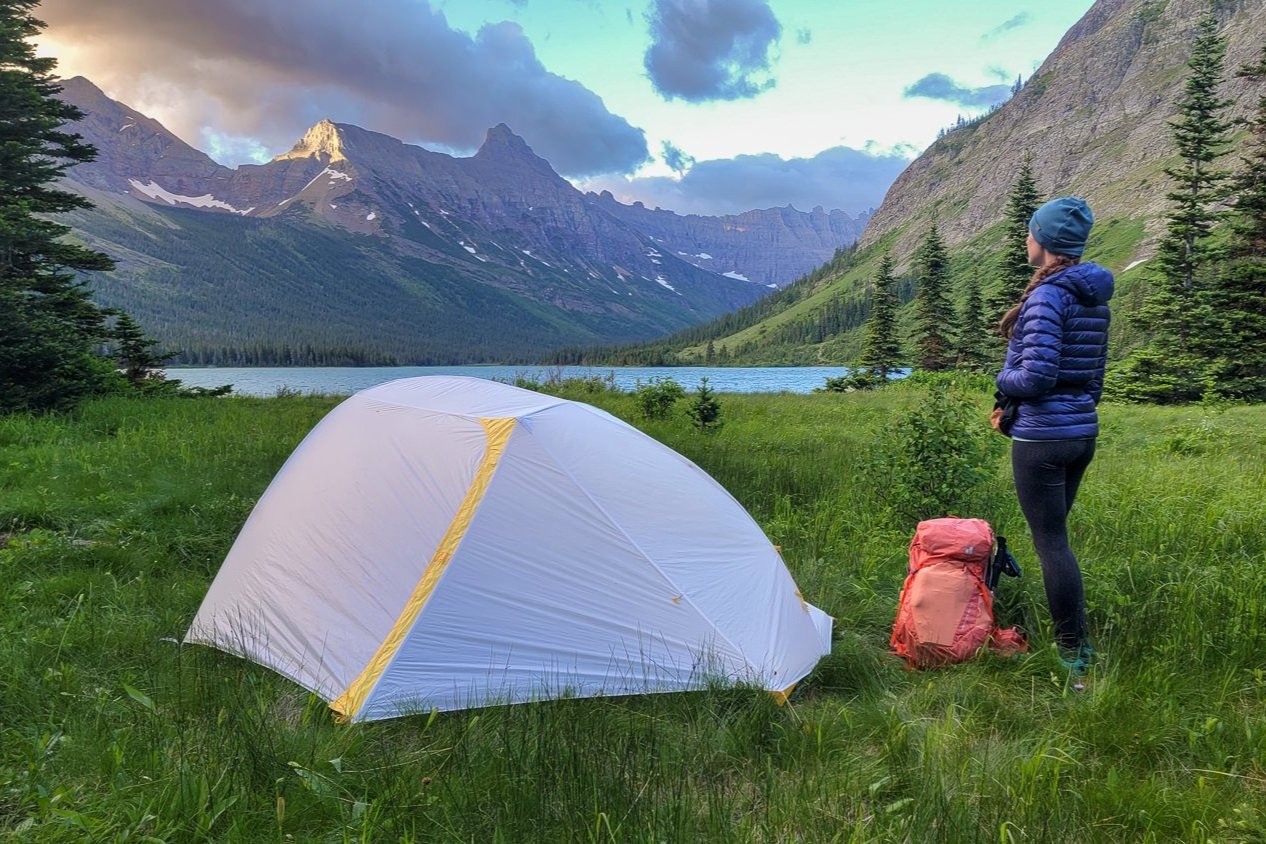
left=186, top=376, right=831, bottom=722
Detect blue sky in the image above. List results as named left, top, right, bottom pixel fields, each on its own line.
left=37, top=0, right=1093, bottom=216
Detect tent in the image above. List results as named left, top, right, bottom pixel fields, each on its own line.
left=186, top=376, right=832, bottom=722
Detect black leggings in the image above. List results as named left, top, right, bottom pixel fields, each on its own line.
left=1011, top=438, right=1096, bottom=649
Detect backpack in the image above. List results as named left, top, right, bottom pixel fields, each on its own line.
left=890, top=517, right=1027, bottom=669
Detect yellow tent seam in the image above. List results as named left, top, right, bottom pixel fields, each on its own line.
left=330, top=416, right=517, bottom=721
left=771, top=681, right=798, bottom=706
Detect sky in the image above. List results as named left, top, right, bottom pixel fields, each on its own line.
left=34, top=0, right=1094, bottom=217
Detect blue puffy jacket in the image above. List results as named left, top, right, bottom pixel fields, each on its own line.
left=996, top=262, right=1114, bottom=441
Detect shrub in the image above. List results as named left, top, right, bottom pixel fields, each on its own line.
left=820, top=370, right=888, bottom=392
left=866, top=384, right=1001, bottom=523
left=634, top=377, right=686, bottom=419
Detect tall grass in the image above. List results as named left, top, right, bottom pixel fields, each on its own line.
left=1, top=388, right=1264, bottom=841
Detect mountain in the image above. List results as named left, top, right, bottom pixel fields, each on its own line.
left=858, top=0, right=1266, bottom=260
left=585, top=0, right=1266, bottom=366
left=56, top=78, right=865, bottom=364
left=589, top=191, right=869, bottom=287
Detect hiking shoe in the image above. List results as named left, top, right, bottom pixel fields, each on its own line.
left=1058, top=644, right=1095, bottom=676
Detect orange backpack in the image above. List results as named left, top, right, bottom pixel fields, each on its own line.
left=890, top=517, right=1027, bottom=669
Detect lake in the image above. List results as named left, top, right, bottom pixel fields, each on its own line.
left=163, top=365, right=852, bottom=397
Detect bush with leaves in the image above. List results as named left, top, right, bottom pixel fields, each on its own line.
left=686, top=377, right=723, bottom=431
left=634, top=377, right=686, bottom=419
left=866, top=384, right=1002, bottom=523
left=821, top=370, right=888, bottom=392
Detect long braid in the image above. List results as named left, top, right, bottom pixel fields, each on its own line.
left=998, top=254, right=1081, bottom=339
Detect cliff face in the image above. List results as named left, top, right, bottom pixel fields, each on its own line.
left=860, top=0, right=1266, bottom=264
left=590, top=192, right=868, bottom=287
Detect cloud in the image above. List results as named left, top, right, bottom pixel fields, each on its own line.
left=37, top=0, right=648, bottom=177
left=582, top=145, right=912, bottom=217
left=661, top=140, right=695, bottom=174
left=643, top=0, right=783, bottom=102
left=796, top=28, right=812, bottom=45
left=981, top=12, right=1032, bottom=41
left=903, top=73, right=1012, bottom=109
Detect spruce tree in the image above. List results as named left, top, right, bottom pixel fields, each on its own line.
left=987, top=155, right=1041, bottom=337
left=686, top=377, right=723, bottom=431
left=0, top=0, right=116, bottom=412
left=1227, top=44, right=1266, bottom=257
left=1205, top=44, right=1266, bottom=400
left=914, top=223, right=954, bottom=371
left=1153, top=14, right=1232, bottom=338
left=954, top=272, right=992, bottom=373
left=857, top=252, right=902, bottom=380
left=112, top=312, right=170, bottom=385
left=1114, top=15, right=1231, bottom=403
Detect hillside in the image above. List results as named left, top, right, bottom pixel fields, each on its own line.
left=56, top=79, right=866, bottom=364
left=582, top=0, right=1266, bottom=366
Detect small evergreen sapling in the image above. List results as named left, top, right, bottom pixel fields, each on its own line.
left=686, top=377, right=723, bottom=431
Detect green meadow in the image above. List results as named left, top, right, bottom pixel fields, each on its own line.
left=2, top=385, right=1265, bottom=842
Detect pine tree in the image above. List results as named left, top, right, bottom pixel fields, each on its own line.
left=914, top=224, right=954, bottom=371
left=1153, top=14, right=1232, bottom=341
left=987, top=155, right=1041, bottom=341
left=1205, top=44, right=1266, bottom=400
left=0, top=0, right=116, bottom=412
left=112, top=312, right=170, bottom=385
left=857, top=252, right=902, bottom=380
left=1228, top=44, right=1266, bottom=258
left=954, top=272, right=992, bottom=373
left=1113, top=15, right=1232, bottom=403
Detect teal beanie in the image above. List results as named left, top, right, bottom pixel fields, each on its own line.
left=1029, top=196, right=1093, bottom=257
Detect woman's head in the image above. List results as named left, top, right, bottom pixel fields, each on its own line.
left=1028, top=196, right=1094, bottom=259
left=999, top=196, right=1094, bottom=339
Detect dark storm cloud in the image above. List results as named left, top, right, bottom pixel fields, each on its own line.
left=585, top=145, right=912, bottom=217
left=903, top=73, right=1012, bottom=109
left=982, top=12, right=1032, bottom=41
left=643, top=0, right=783, bottom=102
left=38, top=0, right=648, bottom=176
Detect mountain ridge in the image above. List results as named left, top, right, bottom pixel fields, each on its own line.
left=56, top=77, right=872, bottom=363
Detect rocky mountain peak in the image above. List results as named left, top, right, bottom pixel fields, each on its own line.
left=276, top=118, right=348, bottom=163
left=474, top=123, right=554, bottom=173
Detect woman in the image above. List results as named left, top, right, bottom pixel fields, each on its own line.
left=996, top=196, right=1113, bottom=674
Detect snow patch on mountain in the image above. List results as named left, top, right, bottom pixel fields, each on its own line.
left=723, top=270, right=750, bottom=281
left=129, top=179, right=251, bottom=215
left=300, top=167, right=352, bottom=193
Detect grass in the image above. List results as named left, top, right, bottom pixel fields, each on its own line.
left=2, top=387, right=1265, bottom=841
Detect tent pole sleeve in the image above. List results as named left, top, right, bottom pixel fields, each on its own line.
left=330, top=417, right=517, bottom=722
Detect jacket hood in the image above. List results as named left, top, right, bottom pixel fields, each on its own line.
left=1049, top=262, right=1114, bottom=306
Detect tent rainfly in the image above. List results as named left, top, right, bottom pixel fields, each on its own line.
left=186, top=376, right=832, bottom=722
